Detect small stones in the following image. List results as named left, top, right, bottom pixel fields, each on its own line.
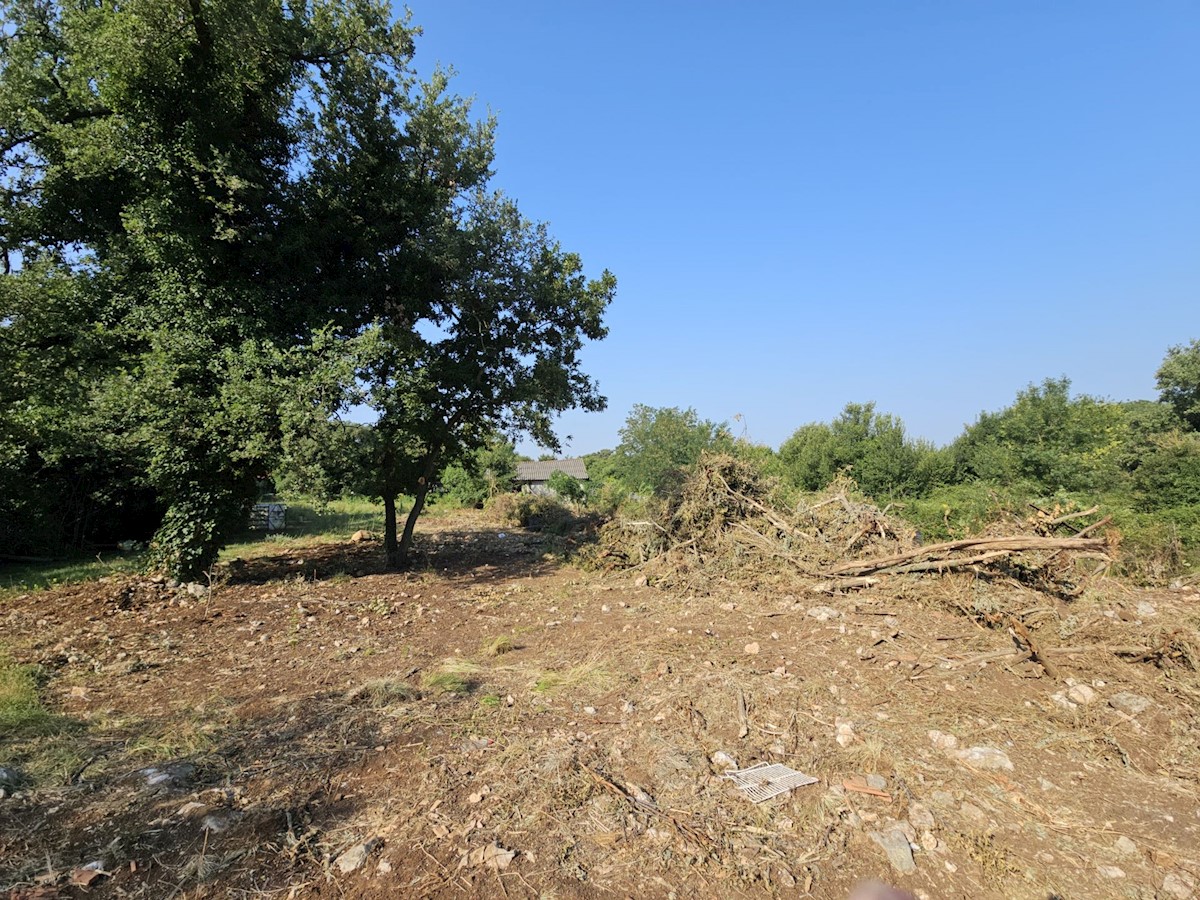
left=744, top=642, right=761, bottom=655
left=806, top=606, right=841, bottom=622
left=1113, top=835, right=1138, bottom=856
left=1136, top=601, right=1157, bottom=618
left=1066, top=684, right=1097, bottom=705
left=1162, top=872, right=1196, bottom=899
left=835, top=718, right=857, bottom=748
left=865, top=774, right=887, bottom=791
left=955, top=746, right=1013, bottom=771
left=335, top=837, right=382, bottom=874
left=1095, top=865, right=1126, bottom=880
left=927, top=730, right=958, bottom=751
left=908, top=803, right=935, bottom=830
left=868, top=826, right=917, bottom=874
left=1108, top=692, right=1151, bottom=716
left=711, top=751, right=738, bottom=770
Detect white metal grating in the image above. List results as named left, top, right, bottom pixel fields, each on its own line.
left=722, top=762, right=818, bottom=803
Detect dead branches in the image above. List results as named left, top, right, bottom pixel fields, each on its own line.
left=826, top=535, right=1110, bottom=578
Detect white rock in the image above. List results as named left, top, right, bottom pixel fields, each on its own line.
left=807, top=606, right=841, bottom=622
left=711, top=751, right=738, bottom=769
left=1108, top=692, right=1151, bottom=716
left=1096, top=865, right=1125, bottom=879
left=868, top=827, right=916, bottom=874
left=1162, top=872, right=1196, bottom=899
left=1113, top=835, right=1137, bottom=856
left=744, top=642, right=760, bottom=655
left=1067, top=684, right=1098, bottom=705
left=955, top=746, right=1013, bottom=771
left=909, top=803, right=935, bottom=830
left=927, top=730, right=958, bottom=751
left=835, top=718, right=857, bottom=747
left=1136, top=601, right=1157, bottom=618
left=336, top=839, right=380, bottom=874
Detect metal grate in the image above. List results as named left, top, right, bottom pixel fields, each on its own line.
left=722, top=762, right=818, bottom=803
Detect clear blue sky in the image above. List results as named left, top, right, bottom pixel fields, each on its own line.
left=402, top=1, right=1199, bottom=455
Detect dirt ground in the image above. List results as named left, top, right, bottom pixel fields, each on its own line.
left=2, top=512, right=1199, bottom=899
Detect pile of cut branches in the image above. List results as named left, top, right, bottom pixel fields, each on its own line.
left=585, top=455, right=1114, bottom=595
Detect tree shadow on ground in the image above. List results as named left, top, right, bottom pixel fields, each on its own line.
left=221, top=525, right=587, bottom=588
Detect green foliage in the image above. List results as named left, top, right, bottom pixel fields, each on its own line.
left=952, top=378, right=1134, bottom=493
left=546, top=470, right=587, bottom=504
left=779, top=402, right=941, bottom=498
left=486, top=492, right=576, bottom=534
left=0, top=654, right=59, bottom=734
left=1157, top=339, right=1200, bottom=431
left=1131, top=430, right=1200, bottom=511
left=610, top=405, right=732, bottom=496
left=437, top=438, right=519, bottom=508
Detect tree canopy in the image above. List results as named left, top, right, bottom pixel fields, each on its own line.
left=0, top=0, right=613, bottom=575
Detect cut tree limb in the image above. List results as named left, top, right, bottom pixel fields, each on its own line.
left=827, top=535, right=1109, bottom=578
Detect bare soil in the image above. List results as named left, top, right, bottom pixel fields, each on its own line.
left=2, top=512, right=1199, bottom=899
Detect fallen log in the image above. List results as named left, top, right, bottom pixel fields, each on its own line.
left=826, top=535, right=1110, bottom=578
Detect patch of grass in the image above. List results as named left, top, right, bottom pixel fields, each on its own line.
left=0, top=552, right=147, bottom=601
left=348, top=678, right=419, bottom=706
left=478, top=693, right=502, bottom=708
left=532, top=659, right=612, bottom=694
left=482, top=635, right=520, bottom=657
left=422, top=659, right=482, bottom=695
left=0, top=654, right=59, bottom=734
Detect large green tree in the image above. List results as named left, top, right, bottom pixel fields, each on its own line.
left=1, top=0, right=597, bottom=576
left=1157, top=339, right=1200, bottom=432
left=610, top=405, right=732, bottom=496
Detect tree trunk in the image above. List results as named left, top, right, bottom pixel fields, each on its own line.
left=383, top=493, right=399, bottom=568
left=395, top=478, right=430, bottom=568
left=394, top=453, right=441, bottom=569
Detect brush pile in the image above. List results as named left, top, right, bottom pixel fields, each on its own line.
left=586, top=454, right=1113, bottom=595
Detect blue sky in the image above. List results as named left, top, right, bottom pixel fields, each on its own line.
left=403, top=1, right=1200, bottom=455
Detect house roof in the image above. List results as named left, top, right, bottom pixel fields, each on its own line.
left=515, top=459, right=589, bottom=482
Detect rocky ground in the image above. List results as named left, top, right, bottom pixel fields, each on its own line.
left=2, top=514, right=1199, bottom=899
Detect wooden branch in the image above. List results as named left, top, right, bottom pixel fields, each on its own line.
left=875, top=549, right=1013, bottom=575
left=1073, top=515, right=1113, bottom=539
left=808, top=576, right=881, bottom=594
left=714, top=473, right=812, bottom=541
left=1008, top=617, right=1059, bottom=680
left=1045, top=506, right=1100, bottom=526
left=827, top=535, right=1109, bottom=577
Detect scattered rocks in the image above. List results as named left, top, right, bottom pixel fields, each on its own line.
left=459, top=843, right=517, bottom=871
left=744, top=642, right=761, bottom=655
left=955, top=746, right=1013, bottom=771
left=138, top=762, right=196, bottom=791
left=1108, top=692, right=1151, bottom=716
left=868, top=826, right=917, bottom=874
left=1162, top=872, right=1196, bottom=899
left=927, top=730, right=958, bottom=751
left=807, top=606, right=841, bottom=622
left=908, top=803, right=935, bottom=830
left=1066, top=684, right=1098, bottom=705
left=1113, top=835, right=1138, bottom=856
left=335, top=837, right=382, bottom=874
left=711, top=751, right=738, bottom=770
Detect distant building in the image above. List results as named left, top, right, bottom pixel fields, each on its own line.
left=514, top=459, right=589, bottom=495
